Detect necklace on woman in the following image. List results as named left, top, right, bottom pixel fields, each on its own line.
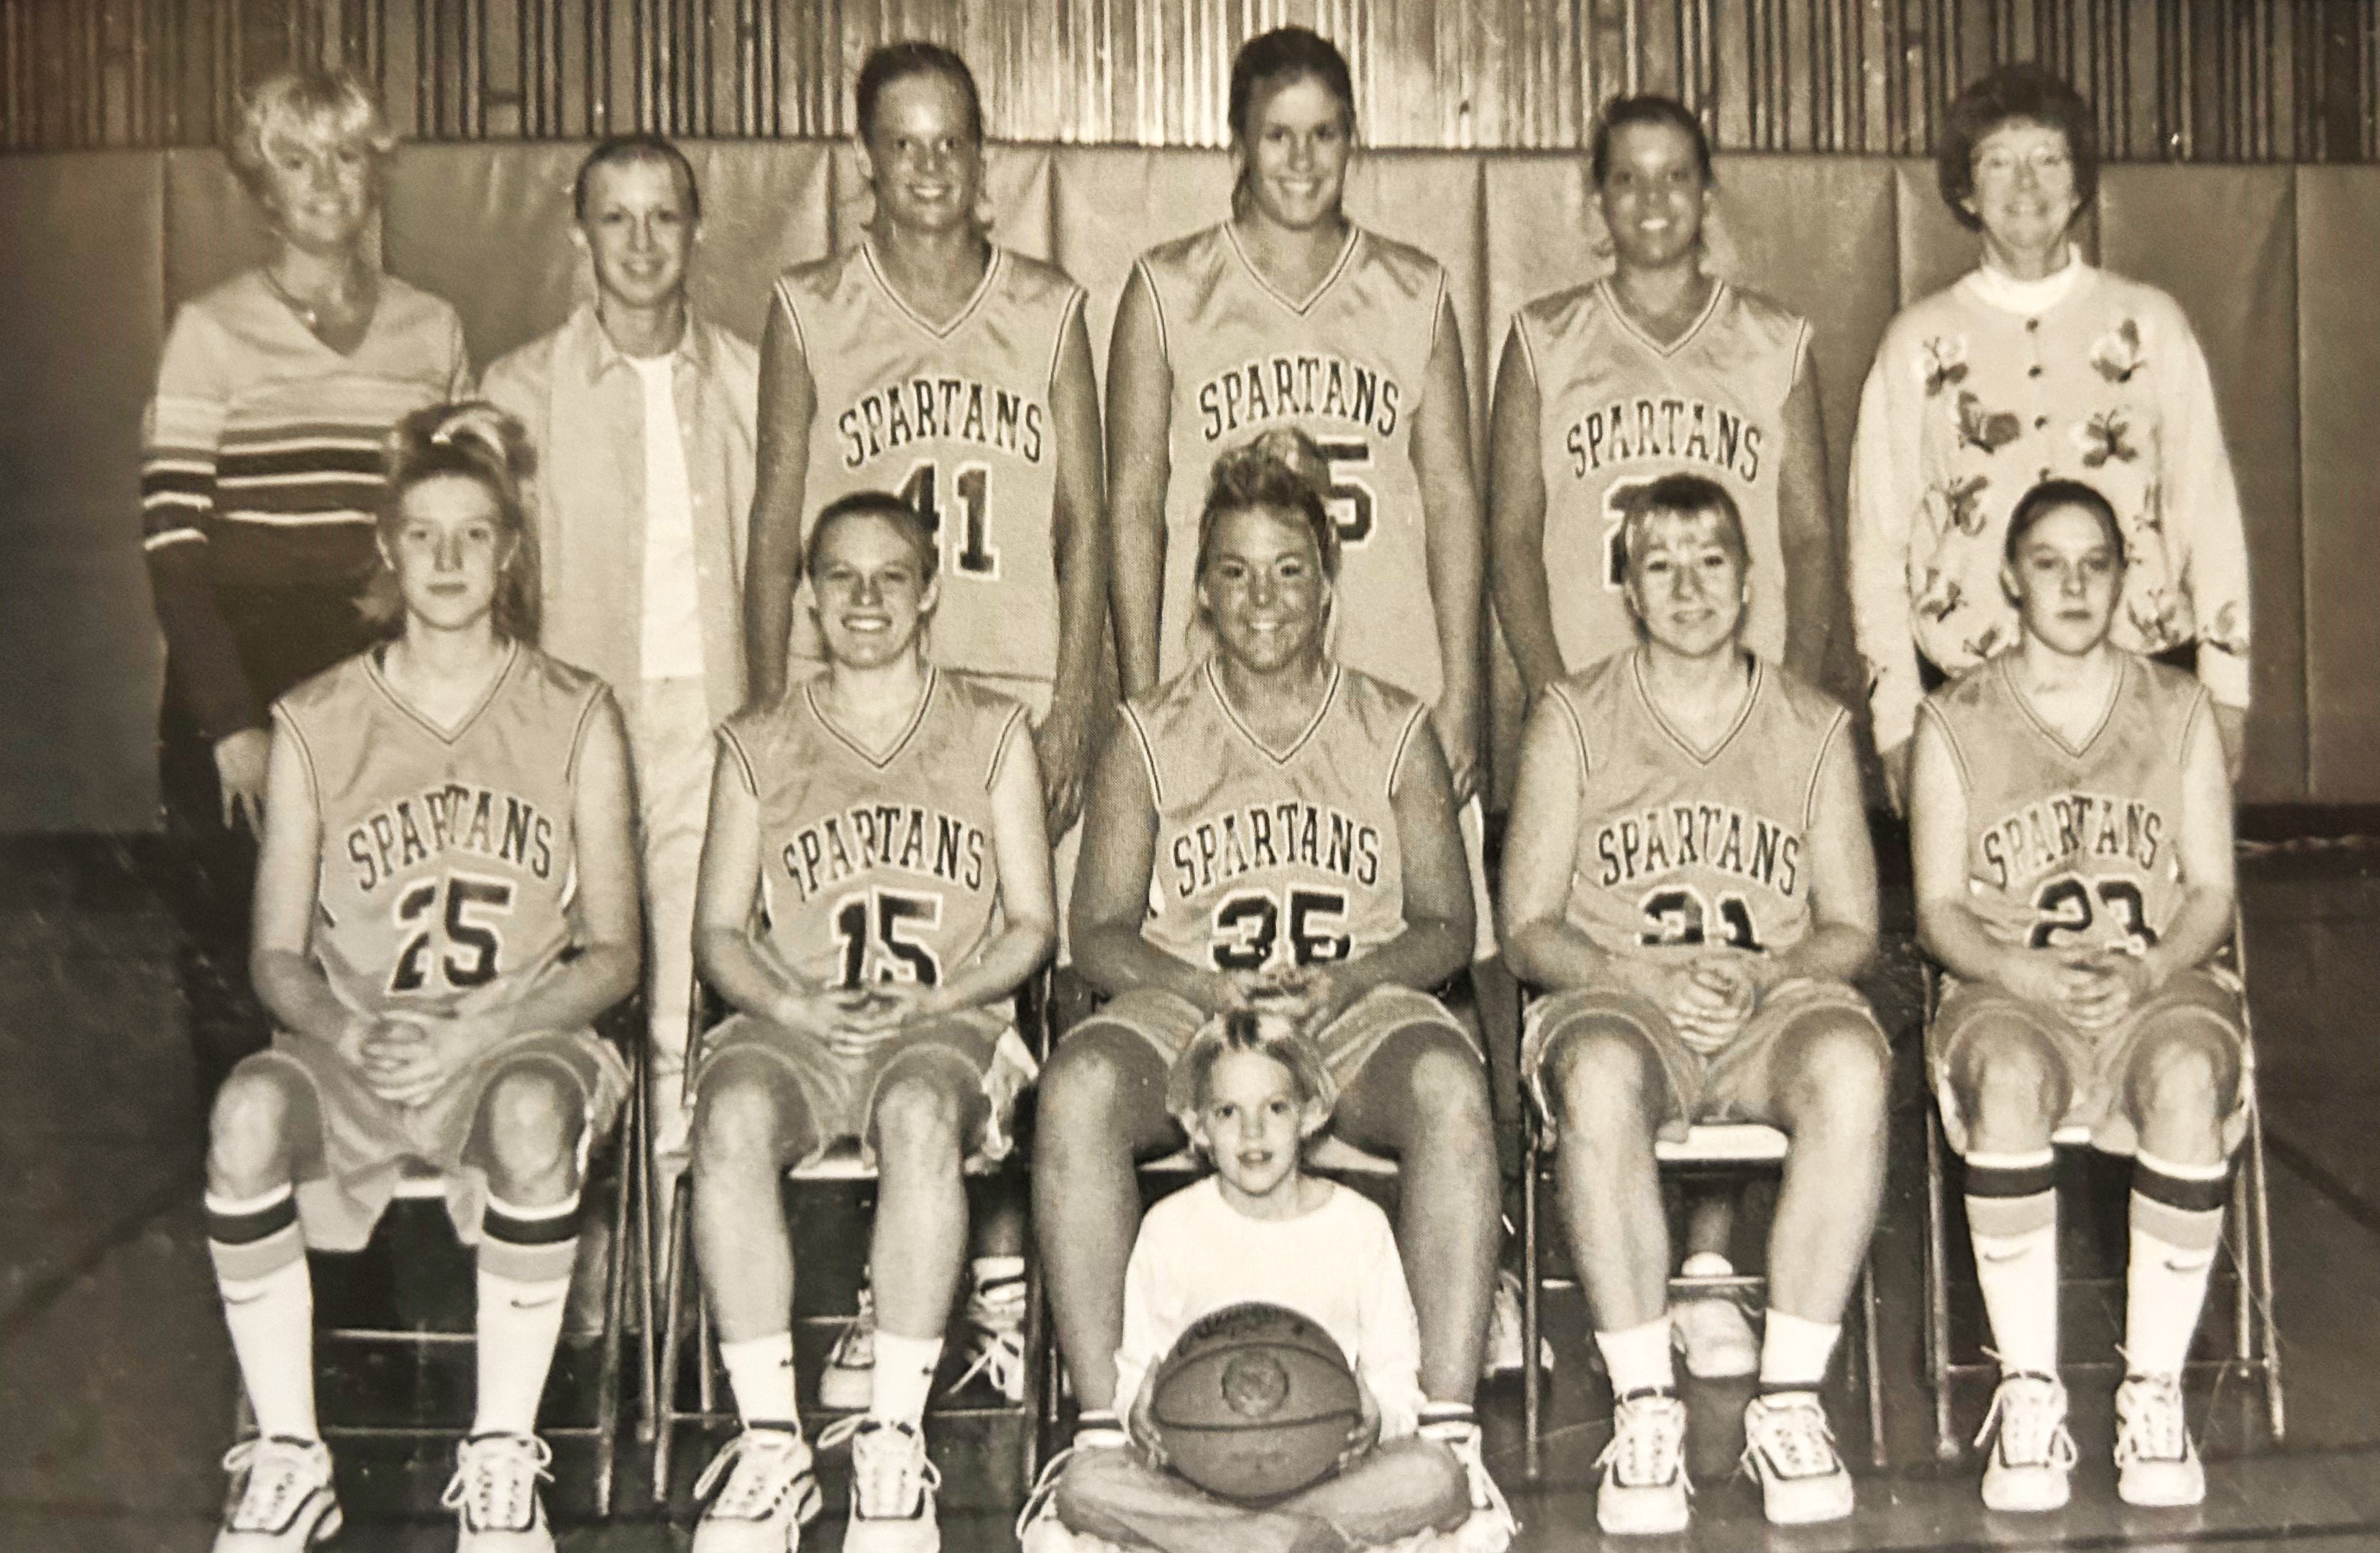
left=262, top=262, right=375, bottom=347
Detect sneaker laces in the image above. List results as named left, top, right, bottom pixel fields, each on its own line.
left=1595, top=1390, right=1689, bottom=1493
left=1742, top=1394, right=1841, bottom=1481
left=1014, top=1444, right=1084, bottom=1542
left=822, top=1416, right=941, bottom=1519
left=1975, top=1368, right=2079, bottom=1473
left=695, top=1424, right=813, bottom=1521
left=440, top=1433, right=551, bottom=1532
left=946, top=1277, right=1029, bottom=1399
left=828, top=1288, right=879, bottom=1370
left=2114, top=1373, right=2192, bottom=1467
left=221, top=1437, right=326, bottom=1532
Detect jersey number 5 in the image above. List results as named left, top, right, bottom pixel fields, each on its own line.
left=1210, top=887, right=1353, bottom=971
left=832, top=887, right=944, bottom=988
left=1312, top=438, right=1376, bottom=547
left=388, top=872, right=515, bottom=995
left=898, top=460, right=999, bottom=578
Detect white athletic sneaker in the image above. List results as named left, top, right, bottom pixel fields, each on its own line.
left=2114, top=1374, right=2206, bottom=1508
left=841, top=1419, right=943, bottom=1553
left=1977, top=1372, right=2077, bottom=1513
left=1480, top=1268, right=1555, bottom=1378
left=947, top=1273, right=1027, bottom=1403
left=1670, top=1257, right=1760, bottom=1378
left=1740, top=1392, right=1855, bottom=1525
left=818, top=1288, right=877, bottom=1411
left=214, top=1436, right=341, bottom=1552
left=692, top=1424, right=823, bottom=1552
left=1593, top=1390, right=1691, bottom=1536
left=441, top=1432, right=555, bottom=1552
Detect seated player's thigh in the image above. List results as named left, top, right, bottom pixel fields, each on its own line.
left=1327, top=989, right=1488, bottom=1156
left=1522, top=986, right=1683, bottom=1146
left=208, top=1049, right=329, bottom=1185
left=1710, top=985, right=1890, bottom=1131
left=864, top=1029, right=995, bottom=1165
left=1040, top=989, right=1192, bottom=1158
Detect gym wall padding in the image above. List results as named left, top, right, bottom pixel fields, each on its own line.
left=2097, top=165, right=2305, bottom=806
left=2294, top=169, right=2380, bottom=804
left=0, top=154, right=166, bottom=830
left=4, top=141, right=2377, bottom=830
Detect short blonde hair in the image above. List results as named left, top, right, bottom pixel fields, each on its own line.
left=1165, top=1007, right=1337, bottom=1137
left=229, top=68, right=395, bottom=202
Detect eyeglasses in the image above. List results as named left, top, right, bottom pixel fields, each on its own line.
left=1972, top=146, right=2073, bottom=182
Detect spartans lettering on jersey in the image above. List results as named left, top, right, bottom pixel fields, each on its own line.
left=345, top=784, right=555, bottom=894
left=779, top=805, right=989, bottom=904
left=837, top=377, right=1045, bottom=470
left=1979, top=792, right=2166, bottom=892
left=1169, top=801, right=1383, bottom=898
left=1596, top=804, right=1801, bottom=899
left=1564, top=396, right=1763, bottom=482
left=1196, top=354, right=1401, bottom=443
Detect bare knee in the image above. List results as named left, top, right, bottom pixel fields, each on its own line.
left=872, top=1066, right=966, bottom=1171
left=1035, top=1029, right=1153, bottom=1160
left=2129, top=1025, right=2238, bottom=1137
left=1550, top=1023, right=1662, bottom=1145
left=1401, top=1031, right=1493, bottom=1146
left=1778, top=1017, right=1890, bottom=1135
left=477, top=1063, right=582, bottom=1186
left=692, top=1062, right=789, bottom=1177
left=1952, top=1024, right=2062, bottom=1146
left=207, top=1060, right=306, bottom=1192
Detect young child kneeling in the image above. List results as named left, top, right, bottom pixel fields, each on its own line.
left=1025, top=1009, right=1478, bottom=1553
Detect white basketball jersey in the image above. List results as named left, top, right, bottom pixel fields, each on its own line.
left=1140, top=223, right=1447, bottom=703
left=1512, top=279, right=1806, bottom=670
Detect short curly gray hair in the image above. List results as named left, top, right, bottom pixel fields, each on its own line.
left=229, top=68, right=395, bottom=203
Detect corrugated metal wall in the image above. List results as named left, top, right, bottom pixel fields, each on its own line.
left=4, top=0, right=2376, bottom=158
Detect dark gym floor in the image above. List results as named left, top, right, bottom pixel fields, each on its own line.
left=5, top=830, right=2379, bottom=1552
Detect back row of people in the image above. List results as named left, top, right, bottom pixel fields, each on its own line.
left=147, top=32, right=2253, bottom=1553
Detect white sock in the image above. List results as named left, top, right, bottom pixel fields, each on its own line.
left=473, top=1265, right=572, bottom=1437
left=871, top=1331, right=943, bottom=1426
left=1596, top=1316, right=1676, bottom=1396
left=720, top=1332, right=800, bottom=1428
left=1758, top=1311, right=1840, bottom=1392
left=1966, top=1149, right=2060, bottom=1378
left=2126, top=1151, right=2230, bottom=1379
left=219, top=1256, right=318, bottom=1440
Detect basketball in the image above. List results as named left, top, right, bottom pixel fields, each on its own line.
left=1148, top=1301, right=1363, bottom=1503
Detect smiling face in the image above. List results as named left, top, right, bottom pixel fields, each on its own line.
left=1237, top=73, right=1354, bottom=232
left=809, top=508, right=939, bottom=669
left=2005, top=503, right=2123, bottom=656
left=859, top=68, right=984, bottom=237
left=1624, top=505, right=1749, bottom=657
left=255, top=122, right=377, bottom=255
left=577, top=155, right=695, bottom=314
left=1198, top=503, right=1332, bottom=674
left=1598, top=119, right=1711, bottom=271
left=1193, top=1045, right=1317, bottom=1207
left=1964, top=118, right=2079, bottom=265
left=386, top=474, right=512, bottom=633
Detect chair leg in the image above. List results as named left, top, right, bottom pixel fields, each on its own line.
left=1860, top=1255, right=1887, bottom=1469
left=2246, top=1103, right=2286, bottom=1439
left=1924, top=1107, right=1959, bottom=1462
left=592, top=1119, right=636, bottom=1517
left=635, top=1045, right=660, bottom=1449
left=1020, top=1242, right=1048, bottom=1487
left=1521, top=1129, right=1543, bottom=1482
left=653, top=1171, right=695, bottom=1503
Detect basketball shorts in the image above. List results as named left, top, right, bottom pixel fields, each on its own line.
left=252, top=1024, right=629, bottom=1254
left=1524, top=979, right=1885, bottom=1146
left=1086, top=984, right=1478, bottom=1119
left=1928, top=965, right=2250, bottom=1158
left=692, top=1006, right=1039, bottom=1169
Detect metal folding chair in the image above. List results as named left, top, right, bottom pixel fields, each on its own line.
left=646, top=973, right=1052, bottom=1499
left=233, top=1014, right=644, bottom=1515
left=1917, top=912, right=2285, bottom=1460
left=1517, top=999, right=1889, bottom=1480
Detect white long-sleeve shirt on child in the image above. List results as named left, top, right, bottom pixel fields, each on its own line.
left=1115, top=1176, right=1429, bottom=1442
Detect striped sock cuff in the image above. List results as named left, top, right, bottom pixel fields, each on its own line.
left=206, top=1184, right=303, bottom=1284
left=1964, top=1147, right=2058, bottom=1240
left=2132, top=1151, right=2229, bottom=1251
left=480, top=1191, right=582, bottom=1283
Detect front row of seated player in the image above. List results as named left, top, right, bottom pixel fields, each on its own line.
left=202, top=411, right=2248, bottom=1552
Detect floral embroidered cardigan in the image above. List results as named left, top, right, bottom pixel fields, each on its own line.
left=1846, top=264, right=2251, bottom=753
